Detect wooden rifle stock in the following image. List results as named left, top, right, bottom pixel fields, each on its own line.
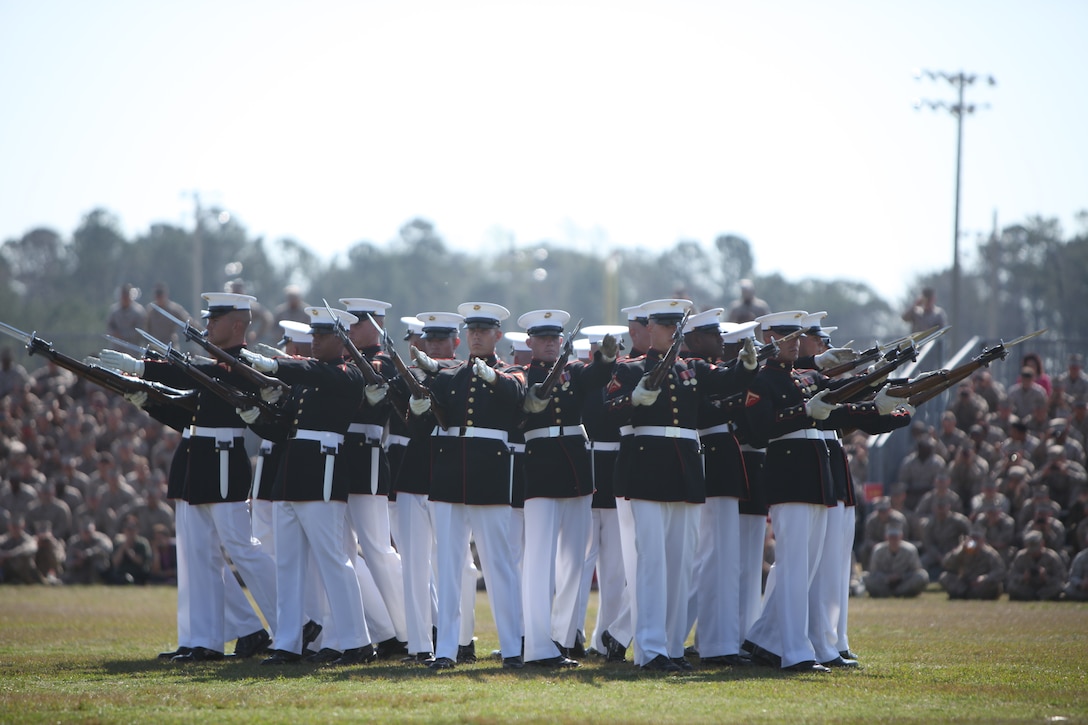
left=821, top=344, right=919, bottom=405
left=367, top=314, right=446, bottom=429
left=537, top=318, right=583, bottom=398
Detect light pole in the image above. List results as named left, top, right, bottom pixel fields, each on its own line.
left=914, top=69, right=995, bottom=348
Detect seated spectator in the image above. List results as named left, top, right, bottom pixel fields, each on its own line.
left=1063, top=548, right=1088, bottom=601
left=1006, top=531, right=1066, bottom=601
left=947, top=381, right=988, bottom=432
left=1007, top=366, right=1049, bottom=422
left=936, top=411, right=969, bottom=461
left=64, top=521, right=114, bottom=584
left=967, top=424, right=1001, bottom=470
left=0, top=515, right=43, bottom=584
left=975, top=502, right=1018, bottom=566
left=921, top=495, right=972, bottom=581
left=916, top=472, right=965, bottom=524
left=987, top=400, right=1016, bottom=440
left=148, top=523, right=178, bottom=585
left=887, top=481, right=923, bottom=549
left=898, top=436, right=947, bottom=511
left=1021, top=506, right=1067, bottom=564
left=938, top=526, right=1006, bottom=600
left=25, top=484, right=73, bottom=543
left=1032, top=445, right=1086, bottom=512
left=1016, top=486, right=1062, bottom=532
left=950, top=443, right=991, bottom=501
left=32, top=520, right=65, bottom=584
left=969, top=479, right=1010, bottom=518
left=999, top=419, right=1041, bottom=466
left=973, top=369, right=1007, bottom=414
left=863, top=526, right=929, bottom=598
left=1039, top=418, right=1086, bottom=468
left=106, top=515, right=151, bottom=585
left=1069, top=400, right=1088, bottom=447
left=0, top=345, right=31, bottom=397
left=861, top=496, right=909, bottom=569
left=1066, top=488, right=1088, bottom=553
left=1000, top=464, right=1035, bottom=516
left=116, top=483, right=174, bottom=540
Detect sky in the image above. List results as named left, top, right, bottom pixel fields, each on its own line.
left=1, top=0, right=1085, bottom=306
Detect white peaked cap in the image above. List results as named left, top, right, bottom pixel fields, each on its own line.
left=683, top=308, right=724, bottom=334
left=458, top=302, right=511, bottom=328
left=305, top=306, right=358, bottom=332
left=279, top=319, right=313, bottom=344
left=755, top=310, right=808, bottom=331
left=720, top=321, right=759, bottom=343
left=339, top=298, right=392, bottom=316
left=517, top=309, right=571, bottom=336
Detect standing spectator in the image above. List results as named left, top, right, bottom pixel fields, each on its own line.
left=901, top=287, right=947, bottom=334
left=272, top=285, right=310, bottom=326
left=0, top=515, right=42, bottom=584
left=973, top=370, right=1007, bottom=414
left=1021, top=353, right=1051, bottom=396
left=1057, top=354, right=1088, bottom=406
left=938, top=527, right=1005, bottom=600
left=936, top=411, right=969, bottom=461
left=1007, top=367, right=1049, bottom=422
left=1063, top=548, right=1088, bottom=601
left=0, top=346, right=31, bottom=397
left=1000, top=420, right=1042, bottom=466
left=226, top=279, right=274, bottom=344
left=947, top=382, right=988, bottom=432
left=105, top=283, right=147, bottom=347
left=63, top=521, right=113, bottom=584
left=862, top=526, right=929, bottom=598
left=1006, top=531, right=1066, bottom=601
left=144, top=283, right=193, bottom=346
left=726, top=279, right=770, bottom=323
left=107, top=515, right=151, bottom=585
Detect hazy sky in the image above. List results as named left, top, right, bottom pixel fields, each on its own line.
left=2, top=0, right=1085, bottom=305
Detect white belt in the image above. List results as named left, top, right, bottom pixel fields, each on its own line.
left=347, top=423, right=384, bottom=442
left=619, top=425, right=634, bottom=437
left=699, top=422, right=737, bottom=437
left=632, top=426, right=700, bottom=442
left=740, top=444, right=765, bottom=453
left=291, top=429, right=344, bottom=502
left=181, top=428, right=191, bottom=439
left=385, top=434, right=411, bottom=448
left=769, top=429, right=823, bottom=442
left=258, top=439, right=274, bottom=455
left=434, top=426, right=509, bottom=444
left=590, top=441, right=621, bottom=452
left=509, top=442, right=526, bottom=454
left=818, top=430, right=839, bottom=441
left=189, top=426, right=245, bottom=441
left=523, top=424, right=587, bottom=442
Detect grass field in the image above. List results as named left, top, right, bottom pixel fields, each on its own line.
left=0, top=585, right=1086, bottom=724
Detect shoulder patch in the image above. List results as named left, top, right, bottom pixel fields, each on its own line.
left=745, top=391, right=761, bottom=407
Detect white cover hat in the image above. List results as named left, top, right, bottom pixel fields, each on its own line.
left=517, top=309, right=571, bottom=336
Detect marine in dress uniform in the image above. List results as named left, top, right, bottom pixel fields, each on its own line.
left=605, top=299, right=758, bottom=672
left=100, top=292, right=277, bottom=662
left=241, top=306, right=374, bottom=666
left=517, top=310, right=618, bottom=668
left=410, top=302, right=527, bottom=671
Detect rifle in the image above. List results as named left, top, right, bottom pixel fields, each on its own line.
left=321, top=301, right=409, bottom=422
left=0, top=320, right=196, bottom=411
left=136, top=328, right=286, bottom=422
left=645, top=308, right=693, bottom=391
left=894, top=329, right=1047, bottom=407
left=148, top=302, right=290, bottom=398
left=817, top=325, right=947, bottom=379
left=536, top=318, right=583, bottom=398
left=366, top=313, right=446, bottom=430
left=820, top=341, right=921, bottom=405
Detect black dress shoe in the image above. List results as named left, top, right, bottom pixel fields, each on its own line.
left=304, top=647, right=343, bottom=664
left=457, top=640, right=477, bottom=664
left=172, top=646, right=224, bottom=663
left=302, top=620, right=322, bottom=649
left=821, top=656, right=859, bottom=668
left=502, top=656, right=524, bottom=670
left=158, top=646, right=191, bottom=660
left=741, top=639, right=756, bottom=654
left=402, top=652, right=435, bottom=664
left=261, top=649, right=302, bottom=665
left=684, top=644, right=700, bottom=658
left=601, top=630, right=627, bottom=663
left=376, top=637, right=409, bottom=660
left=570, top=630, right=586, bottom=658
left=782, top=660, right=831, bottom=673
left=233, top=628, right=271, bottom=658
left=839, top=649, right=860, bottom=661
left=641, top=654, right=682, bottom=673
left=748, top=644, right=782, bottom=668
left=671, top=657, right=695, bottom=671
left=525, top=655, right=579, bottom=668
left=331, top=645, right=377, bottom=666
left=428, top=656, right=456, bottom=670
left=700, top=654, right=754, bottom=667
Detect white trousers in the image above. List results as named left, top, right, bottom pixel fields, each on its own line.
left=808, top=502, right=845, bottom=663
left=691, top=497, right=742, bottom=657
left=348, top=493, right=407, bottom=641
left=607, top=497, right=637, bottom=659
left=432, top=502, right=522, bottom=662
left=629, top=500, right=698, bottom=665
left=522, top=495, right=591, bottom=661
left=584, top=508, right=627, bottom=654
left=747, top=502, right=828, bottom=668
left=737, top=513, right=768, bottom=643
left=837, top=505, right=856, bottom=653
left=272, top=500, right=366, bottom=655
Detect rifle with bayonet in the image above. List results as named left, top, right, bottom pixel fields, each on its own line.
left=148, top=302, right=290, bottom=397
left=0, top=320, right=197, bottom=411
left=536, top=318, right=583, bottom=399
left=645, top=308, right=694, bottom=391
left=889, top=329, right=1047, bottom=407
left=820, top=341, right=922, bottom=405
left=366, top=313, right=446, bottom=430
left=136, top=328, right=286, bottom=422
left=321, top=301, right=409, bottom=422
left=817, top=325, right=947, bottom=379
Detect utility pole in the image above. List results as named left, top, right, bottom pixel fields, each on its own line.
left=914, top=69, right=995, bottom=348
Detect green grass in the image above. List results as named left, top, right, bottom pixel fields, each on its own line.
left=0, top=586, right=1086, bottom=723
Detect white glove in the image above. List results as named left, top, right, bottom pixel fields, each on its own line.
left=631, top=376, right=661, bottom=407
left=873, top=384, right=900, bottom=416
left=523, top=383, right=551, bottom=413
left=124, top=390, right=148, bottom=409
left=411, top=346, right=438, bottom=374
left=260, top=386, right=283, bottom=404
left=366, top=383, right=389, bottom=406
left=473, top=357, right=496, bottom=384
left=239, top=348, right=278, bottom=374
left=252, top=342, right=282, bottom=358
left=599, top=334, right=619, bottom=363
left=98, top=350, right=144, bottom=377
left=805, top=389, right=840, bottom=421
left=739, top=337, right=759, bottom=371
left=236, top=407, right=261, bottom=425
left=409, top=395, right=432, bottom=416
left=815, top=347, right=859, bottom=371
